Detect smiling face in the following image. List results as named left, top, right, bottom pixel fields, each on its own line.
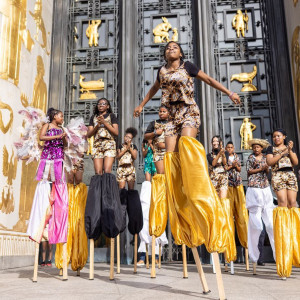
left=212, top=137, right=220, bottom=150
left=252, top=144, right=263, bottom=156
left=97, top=99, right=109, bottom=113
left=273, top=131, right=285, bottom=146
left=54, top=111, right=64, bottom=125
left=158, top=106, right=169, bottom=120
left=164, top=42, right=182, bottom=62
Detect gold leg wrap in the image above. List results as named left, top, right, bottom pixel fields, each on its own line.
left=164, top=152, right=205, bottom=247
left=149, top=174, right=168, bottom=237
left=178, top=136, right=228, bottom=253
left=55, top=183, right=74, bottom=269
left=273, top=207, right=293, bottom=277
left=221, top=197, right=237, bottom=262
left=291, top=207, right=300, bottom=267
left=228, top=185, right=248, bottom=248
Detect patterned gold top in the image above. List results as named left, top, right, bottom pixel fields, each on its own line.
left=118, top=143, right=138, bottom=166
left=266, top=146, right=294, bottom=172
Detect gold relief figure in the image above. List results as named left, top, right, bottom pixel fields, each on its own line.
left=171, top=28, right=178, bottom=42
left=292, top=26, right=300, bottom=128
left=240, top=118, right=256, bottom=150
left=79, top=75, right=105, bottom=100
left=231, top=65, right=257, bottom=92
left=0, top=146, right=17, bottom=214
left=153, top=17, right=172, bottom=43
left=232, top=10, right=249, bottom=38
left=29, top=0, right=50, bottom=55
left=86, top=20, right=102, bottom=47
left=294, top=0, right=299, bottom=7
left=0, top=100, right=13, bottom=134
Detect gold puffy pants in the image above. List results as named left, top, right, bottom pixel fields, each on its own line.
left=273, top=207, right=293, bottom=277
left=227, top=185, right=248, bottom=248
left=55, top=183, right=88, bottom=271
left=149, top=174, right=168, bottom=237
left=164, top=136, right=228, bottom=252
left=221, top=198, right=237, bottom=262
left=291, top=207, right=300, bottom=267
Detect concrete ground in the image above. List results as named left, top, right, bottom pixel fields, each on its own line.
left=0, top=263, right=300, bottom=300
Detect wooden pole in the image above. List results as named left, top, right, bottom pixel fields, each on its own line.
left=89, top=239, right=94, bottom=280
left=146, top=244, right=150, bottom=269
left=253, top=262, right=257, bottom=275
left=59, top=269, right=63, bottom=276
left=62, top=243, right=68, bottom=281
left=212, top=252, right=226, bottom=300
left=224, top=253, right=228, bottom=272
left=230, top=261, right=234, bottom=275
left=77, top=269, right=80, bottom=276
left=211, top=254, right=216, bottom=274
left=117, top=234, right=120, bottom=274
left=182, top=244, right=188, bottom=278
left=158, top=244, right=162, bottom=269
left=110, top=238, right=115, bottom=280
left=245, top=248, right=250, bottom=271
left=134, top=234, right=137, bottom=274
left=191, top=247, right=210, bottom=294
left=151, top=235, right=156, bottom=278
left=32, top=242, right=39, bottom=282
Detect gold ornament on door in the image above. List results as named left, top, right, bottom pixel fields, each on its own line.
left=240, top=118, right=256, bottom=150
left=86, top=20, right=102, bottom=47
left=79, top=75, right=105, bottom=100
left=231, top=65, right=258, bottom=92
left=232, top=10, right=249, bottom=38
left=153, top=17, right=177, bottom=43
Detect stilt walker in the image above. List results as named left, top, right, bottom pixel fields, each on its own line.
left=16, top=108, right=73, bottom=282
left=266, top=129, right=299, bottom=279
left=225, top=141, right=249, bottom=270
left=207, top=137, right=237, bottom=267
left=85, top=98, right=120, bottom=280
left=134, top=41, right=241, bottom=299
left=246, top=139, right=275, bottom=275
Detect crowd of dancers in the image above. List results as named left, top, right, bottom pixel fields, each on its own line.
left=14, top=41, right=300, bottom=299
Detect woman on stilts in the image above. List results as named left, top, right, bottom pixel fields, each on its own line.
left=266, top=129, right=299, bottom=280
left=134, top=41, right=240, bottom=298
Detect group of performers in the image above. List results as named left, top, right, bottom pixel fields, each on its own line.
left=15, top=41, right=299, bottom=298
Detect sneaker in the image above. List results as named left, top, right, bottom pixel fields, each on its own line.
left=257, top=261, right=265, bottom=266
left=137, top=260, right=145, bottom=266
left=40, top=261, right=46, bottom=267
left=46, top=260, right=52, bottom=267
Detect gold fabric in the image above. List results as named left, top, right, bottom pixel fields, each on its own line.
left=178, top=136, right=228, bottom=253
left=221, top=197, right=237, bottom=262
left=273, top=207, right=293, bottom=277
left=149, top=174, right=168, bottom=237
left=227, top=185, right=248, bottom=248
left=55, top=183, right=88, bottom=271
left=164, top=152, right=205, bottom=247
left=291, top=207, right=300, bottom=267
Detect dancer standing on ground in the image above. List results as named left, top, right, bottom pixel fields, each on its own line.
left=133, top=41, right=240, bottom=255
left=246, top=139, right=275, bottom=269
left=266, top=129, right=299, bottom=279
left=142, top=139, right=156, bottom=182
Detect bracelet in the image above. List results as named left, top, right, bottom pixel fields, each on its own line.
left=228, top=91, right=234, bottom=100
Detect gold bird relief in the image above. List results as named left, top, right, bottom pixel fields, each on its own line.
left=230, top=65, right=258, bottom=92
left=0, top=146, right=18, bottom=214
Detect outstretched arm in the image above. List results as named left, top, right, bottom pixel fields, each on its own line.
left=196, top=70, right=240, bottom=104
left=134, top=80, right=160, bottom=117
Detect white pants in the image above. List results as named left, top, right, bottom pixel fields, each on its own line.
left=138, top=181, right=168, bottom=255
left=246, top=186, right=276, bottom=262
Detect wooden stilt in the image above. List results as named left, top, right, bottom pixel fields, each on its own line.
left=212, top=252, right=226, bottom=300
left=191, top=247, right=210, bottom=294
left=146, top=244, right=150, bottom=269
left=158, top=244, right=162, bottom=269
left=253, top=262, right=257, bottom=275
left=32, top=242, right=39, bottom=282
left=117, top=234, right=120, bottom=274
left=151, top=235, right=156, bottom=278
left=230, top=261, right=234, bottom=275
left=134, top=234, right=138, bottom=274
left=62, top=243, right=68, bottom=281
left=182, top=244, right=188, bottom=278
left=77, top=269, right=80, bottom=276
left=211, top=254, right=216, bottom=274
left=89, top=239, right=94, bottom=280
left=245, top=248, right=250, bottom=271
left=59, top=269, right=63, bottom=276
left=110, top=238, right=115, bottom=280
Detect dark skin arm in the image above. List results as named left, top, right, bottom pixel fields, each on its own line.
left=117, top=142, right=138, bottom=160
left=39, top=123, right=66, bottom=141
left=227, top=160, right=241, bottom=172
left=212, top=148, right=227, bottom=167
left=87, top=115, right=119, bottom=138
left=142, top=144, right=148, bottom=158
left=248, top=165, right=269, bottom=175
